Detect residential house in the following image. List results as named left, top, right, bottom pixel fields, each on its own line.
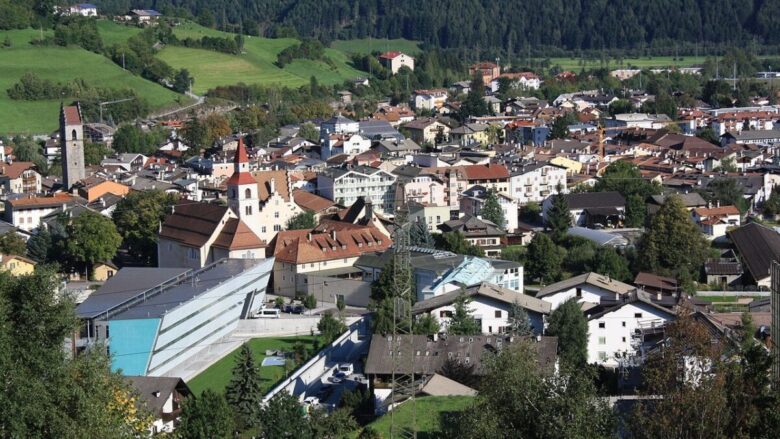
left=449, top=123, right=491, bottom=146
left=704, top=257, right=743, bottom=288
left=4, top=193, right=84, bottom=232
left=378, top=51, right=415, bottom=74
left=267, top=224, right=391, bottom=299
left=394, top=165, right=448, bottom=207
left=728, top=222, right=780, bottom=289
left=72, top=177, right=130, bottom=202
left=322, top=133, right=371, bottom=159
left=0, top=254, right=36, bottom=276
left=460, top=163, right=510, bottom=194
left=403, top=118, right=451, bottom=145
left=459, top=185, right=518, bottom=232
left=67, top=3, right=98, bottom=16
left=469, top=62, right=501, bottom=85
left=127, top=376, right=192, bottom=434
left=490, top=72, right=542, bottom=92
left=92, top=261, right=118, bottom=281
left=542, top=191, right=625, bottom=228
left=0, top=161, right=41, bottom=195
left=691, top=204, right=741, bottom=240
left=408, top=202, right=451, bottom=233
left=319, top=115, right=360, bottom=159
left=413, top=282, right=550, bottom=335
left=633, top=272, right=678, bottom=296
left=292, top=188, right=339, bottom=221
left=413, top=89, right=449, bottom=111
left=536, top=272, right=638, bottom=311
left=129, top=9, right=162, bottom=23
left=375, top=138, right=422, bottom=157
left=508, top=162, right=567, bottom=205
left=587, top=290, right=677, bottom=367
left=101, top=153, right=147, bottom=172
left=84, top=123, right=115, bottom=146
left=721, top=129, right=780, bottom=146
left=317, top=166, right=397, bottom=216
left=438, top=214, right=506, bottom=257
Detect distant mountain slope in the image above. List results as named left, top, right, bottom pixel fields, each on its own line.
left=95, top=0, right=780, bottom=52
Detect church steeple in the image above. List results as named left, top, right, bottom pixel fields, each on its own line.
left=226, top=137, right=258, bottom=219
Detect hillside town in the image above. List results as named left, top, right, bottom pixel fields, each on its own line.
left=5, top=3, right=780, bottom=439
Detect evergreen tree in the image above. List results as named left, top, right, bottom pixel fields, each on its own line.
left=526, top=233, right=564, bottom=284
left=177, top=390, right=234, bottom=439
left=286, top=211, right=317, bottom=230
left=507, top=300, right=534, bottom=336
left=259, top=391, right=311, bottom=439
left=26, top=227, right=53, bottom=262
left=409, top=218, right=435, bottom=248
left=0, top=232, right=26, bottom=255
left=546, top=298, right=589, bottom=368
left=459, top=71, right=489, bottom=120
left=413, top=313, right=441, bottom=335
left=370, top=258, right=414, bottom=334
left=225, top=344, right=263, bottom=430
left=436, top=231, right=485, bottom=256
left=447, top=292, right=481, bottom=335
left=638, top=195, right=709, bottom=280
left=546, top=186, right=571, bottom=242
left=480, top=189, right=505, bottom=229
left=592, top=247, right=631, bottom=282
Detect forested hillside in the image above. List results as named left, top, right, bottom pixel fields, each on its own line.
left=92, top=0, right=780, bottom=54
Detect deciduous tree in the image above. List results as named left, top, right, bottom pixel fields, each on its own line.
left=177, top=389, right=234, bottom=439
left=0, top=232, right=26, bottom=256
left=286, top=211, right=317, bottom=230
left=64, top=211, right=121, bottom=279
left=525, top=233, right=564, bottom=284
left=113, top=190, right=177, bottom=265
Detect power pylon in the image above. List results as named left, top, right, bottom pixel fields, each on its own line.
left=389, top=195, right=417, bottom=439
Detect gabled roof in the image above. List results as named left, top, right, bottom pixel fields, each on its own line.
left=634, top=272, right=678, bottom=291
left=292, top=189, right=336, bottom=213
left=6, top=193, right=82, bottom=210
left=412, top=282, right=551, bottom=315
left=0, top=161, right=36, bottom=179
left=252, top=170, right=289, bottom=202
left=159, top=202, right=229, bottom=248
left=270, top=226, right=391, bottom=265
left=439, top=214, right=505, bottom=236
left=693, top=205, right=740, bottom=217
left=537, top=272, right=636, bottom=298
left=212, top=218, right=266, bottom=250
left=460, top=163, right=510, bottom=180
left=127, top=376, right=191, bottom=418
left=563, top=191, right=625, bottom=209
left=586, top=290, right=677, bottom=321
left=728, top=222, right=780, bottom=282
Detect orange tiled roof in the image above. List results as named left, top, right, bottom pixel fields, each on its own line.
left=0, top=161, right=36, bottom=179
left=7, top=193, right=78, bottom=209
left=212, top=218, right=266, bottom=250
left=693, top=205, right=741, bottom=217
left=271, top=226, right=391, bottom=265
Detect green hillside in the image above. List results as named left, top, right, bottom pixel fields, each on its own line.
left=0, top=28, right=185, bottom=135
left=331, top=38, right=422, bottom=55
left=158, top=22, right=366, bottom=93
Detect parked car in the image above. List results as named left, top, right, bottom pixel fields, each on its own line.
left=256, top=308, right=280, bottom=318
left=337, top=363, right=354, bottom=375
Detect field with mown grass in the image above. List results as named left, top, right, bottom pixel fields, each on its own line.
left=362, top=396, right=473, bottom=437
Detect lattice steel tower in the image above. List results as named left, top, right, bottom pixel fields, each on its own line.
left=389, top=194, right=417, bottom=439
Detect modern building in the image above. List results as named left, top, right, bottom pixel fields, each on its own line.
left=75, top=258, right=274, bottom=376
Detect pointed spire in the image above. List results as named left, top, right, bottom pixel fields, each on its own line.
left=234, top=137, right=248, bottom=164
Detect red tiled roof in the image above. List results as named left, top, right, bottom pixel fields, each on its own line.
left=62, top=105, right=81, bottom=125
left=212, top=218, right=266, bottom=250
left=293, top=189, right=336, bottom=213
left=234, top=137, right=248, bottom=163
left=271, top=226, right=391, bottom=265
left=460, top=163, right=510, bottom=180
left=379, top=51, right=403, bottom=60
left=693, top=205, right=741, bottom=217
left=7, top=193, right=79, bottom=209
left=0, top=161, right=36, bottom=179
left=225, top=172, right=257, bottom=186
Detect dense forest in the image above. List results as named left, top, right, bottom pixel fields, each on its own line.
left=89, top=0, right=780, bottom=55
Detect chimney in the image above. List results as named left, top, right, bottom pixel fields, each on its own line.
left=307, top=232, right=312, bottom=241
left=331, top=229, right=337, bottom=240
left=270, top=177, right=276, bottom=194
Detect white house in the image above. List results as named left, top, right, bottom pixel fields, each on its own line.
left=127, top=376, right=191, bottom=434
left=379, top=51, right=415, bottom=74
left=542, top=191, right=625, bottom=228
left=413, top=89, right=448, bottom=111
left=320, top=115, right=360, bottom=159
left=4, top=193, right=83, bottom=232
left=587, top=292, right=677, bottom=367
left=691, top=205, right=741, bottom=241
left=317, top=166, right=397, bottom=216
left=509, top=163, right=567, bottom=205
left=536, top=272, right=637, bottom=311
left=412, top=282, right=550, bottom=335
left=67, top=3, right=97, bottom=16
left=490, top=72, right=542, bottom=92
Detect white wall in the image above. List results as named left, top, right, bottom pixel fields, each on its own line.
left=541, top=285, right=622, bottom=311
left=587, top=302, right=674, bottom=367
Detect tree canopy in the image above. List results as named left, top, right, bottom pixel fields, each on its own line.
left=112, top=190, right=178, bottom=265
left=225, top=344, right=263, bottom=431
left=480, top=189, right=505, bottom=229
left=525, top=233, right=564, bottom=284
left=64, top=211, right=122, bottom=278
left=546, top=298, right=589, bottom=368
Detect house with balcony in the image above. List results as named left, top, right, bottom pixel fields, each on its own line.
left=691, top=204, right=741, bottom=241
left=0, top=161, right=41, bottom=195
left=459, top=185, right=518, bottom=232
left=508, top=162, right=567, bottom=205
left=317, top=166, right=397, bottom=216
left=438, top=214, right=506, bottom=257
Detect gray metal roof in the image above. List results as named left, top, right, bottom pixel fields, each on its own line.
left=567, top=226, right=629, bottom=247
left=76, top=268, right=190, bottom=319
left=413, top=282, right=551, bottom=315
left=109, top=259, right=263, bottom=320
left=536, top=272, right=636, bottom=298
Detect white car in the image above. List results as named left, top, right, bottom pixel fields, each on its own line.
left=337, top=363, right=354, bottom=375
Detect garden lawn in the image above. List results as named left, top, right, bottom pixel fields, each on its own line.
left=186, top=335, right=318, bottom=395
left=364, top=396, right=473, bottom=437
left=0, top=29, right=184, bottom=135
